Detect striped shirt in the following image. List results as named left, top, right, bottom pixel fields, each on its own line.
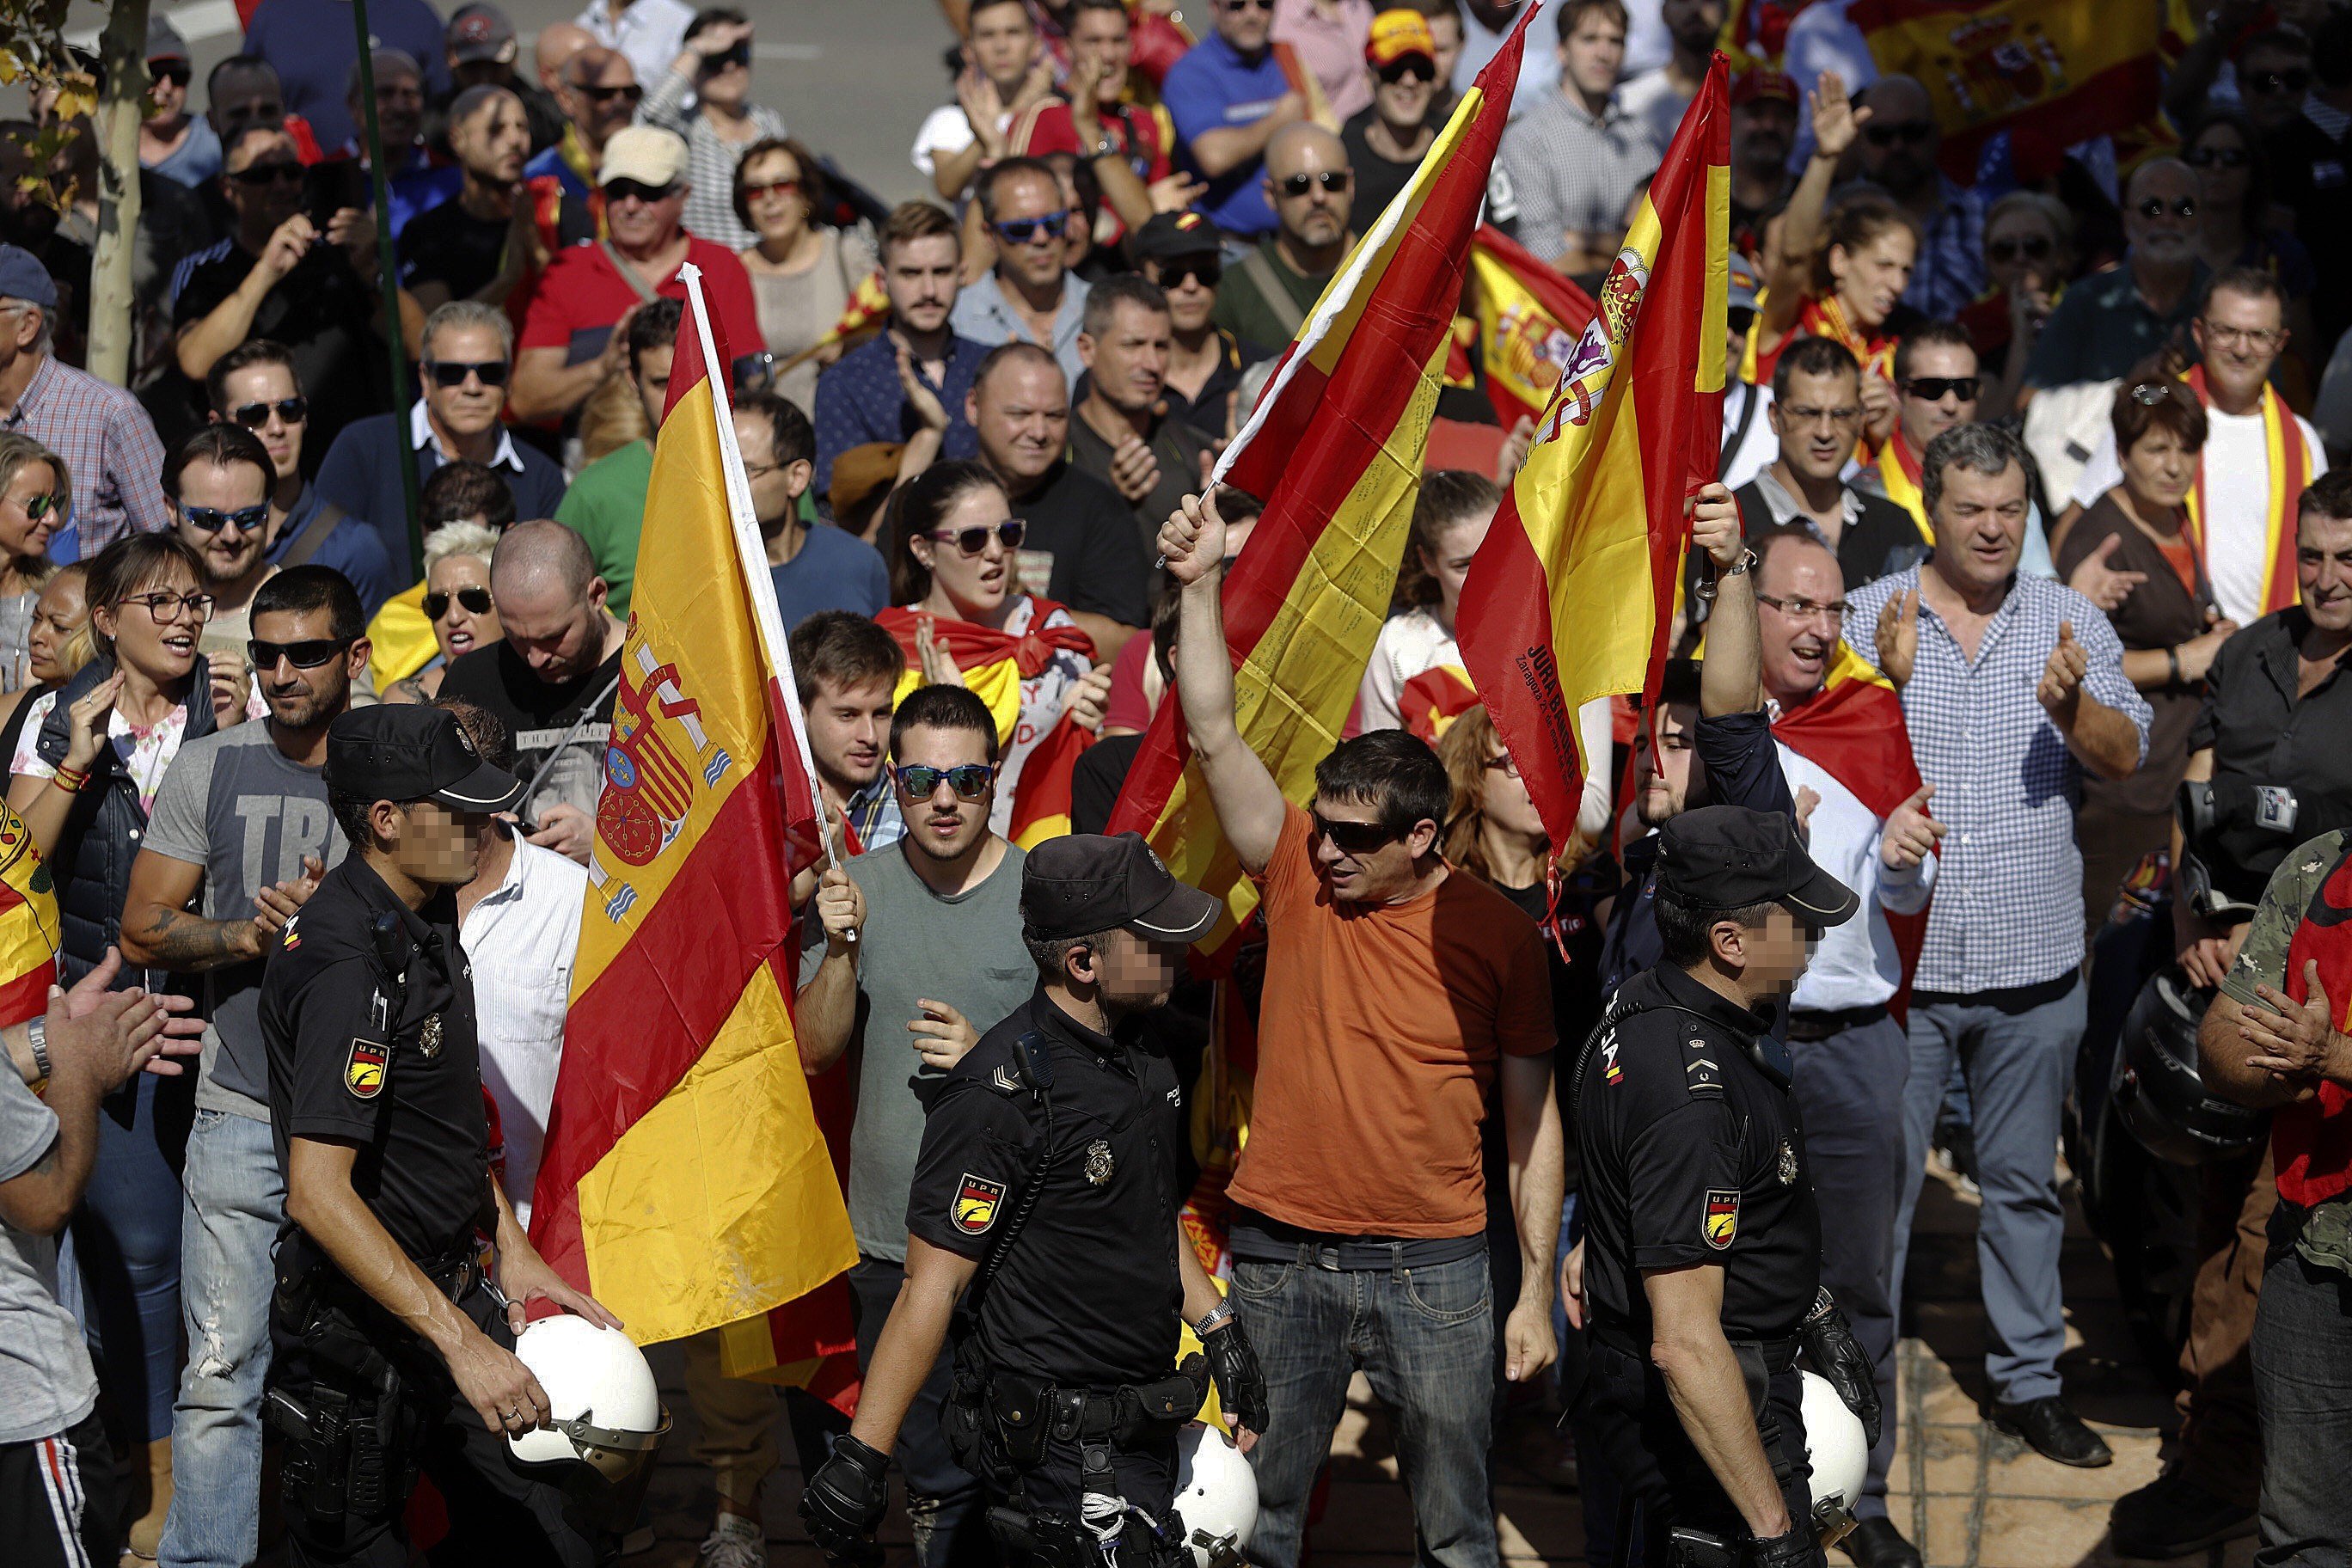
left=1494, top=88, right=1660, bottom=265
left=2, top=356, right=171, bottom=557
left=636, top=72, right=788, bottom=252
left=1843, top=567, right=2150, bottom=993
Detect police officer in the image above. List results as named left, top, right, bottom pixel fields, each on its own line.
left=260, top=704, right=622, bottom=1566
left=799, top=831, right=1271, bottom=1566
left=1570, top=805, right=1882, bottom=1568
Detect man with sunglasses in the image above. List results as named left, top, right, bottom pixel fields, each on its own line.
left=140, top=16, right=221, bottom=191
left=950, top=156, right=1095, bottom=387
left=1164, top=0, right=1311, bottom=242
left=1341, top=9, right=1441, bottom=235
left=574, top=0, right=697, bottom=118
left=205, top=341, right=399, bottom=618
left=1846, top=75, right=1982, bottom=321
left=2021, top=157, right=2207, bottom=400
left=519, top=44, right=640, bottom=211
left=1130, top=211, right=1265, bottom=445
left=119, top=567, right=369, bottom=1568
left=1211, top=122, right=1353, bottom=352
left=1495, top=0, right=1660, bottom=277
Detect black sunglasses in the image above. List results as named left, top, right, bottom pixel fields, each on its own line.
left=894, top=762, right=996, bottom=800
left=1311, top=811, right=1399, bottom=854
left=928, top=518, right=1026, bottom=555
left=1864, top=121, right=1934, bottom=147
left=579, top=82, right=645, bottom=104
left=2247, top=68, right=2311, bottom=95
left=706, top=41, right=751, bottom=71
left=182, top=503, right=269, bottom=535
left=1986, top=234, right=2051, bottom=264
left=150, top=62, right=192, bottom=88
left=992, top=209, right=1074, bottom=245
left=11, top=490, right=61, bottom=520
left=248, top=637, right=351, bottom=671
left=2185, top=144, right=2251, bottom=168
left=2137, top=196, right=2196, bottom=219
left=1377, top=58, right=1435, bottom=85
left=1157, top=258, right=1221, bottom=291
left=603, top=177, right=676, bottom=205
left=229, top=161, right=303, bottom=187
left=424, top=586, right=493, bottom=620
left=230, top=396, right=307, bottom=428
left=1727, top=305, right=1757, bottom=337
left=1279, top=170, right=1351, bottom=198
left=1902, top=376, right=1979, bottom=402
left=423, top=359, right=509, bottom=389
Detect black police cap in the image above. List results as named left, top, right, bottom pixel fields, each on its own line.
left=1657, top=804, right=1859, bottom=927
left=323, top=704, right=526, bottom=814
left=1021, top=831, right=1221, bottom=944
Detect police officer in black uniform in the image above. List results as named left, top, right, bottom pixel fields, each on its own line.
left=799, top=831, right=1271, bottom=1566
left=1571, top=805, right=1883, bottom=1568
left=260, top=704, right=622, bottom=1566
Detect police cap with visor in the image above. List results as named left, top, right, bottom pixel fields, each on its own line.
left=323, top=703, right=526, bottom=814
left=1656, top=804, right=1859, bottom=927
left=1021, top=830, right=1222, bottom=944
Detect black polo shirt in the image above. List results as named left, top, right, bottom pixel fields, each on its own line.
left=1576, top=964, right=1819, bottom=1353
left=173, top=240, right=390, bottom=454
left=2188, top=607, right=2352, bottom=903
left=1007, top=460, right=1155, bottom=630
left=260, top=854, right=489, bottom=1263
left=1156, top=328, right=1264, bottom=446
left=1066, top=408, right=1216, bottom=567
left=906, top=989, right=1185, bottom=1389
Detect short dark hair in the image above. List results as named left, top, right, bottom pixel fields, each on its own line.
left=791, top=610, right=905, bottom=707
left=1891, top=318, right=1973, bottom=384
left=890, top=681, right=1000, bottom=766
left=1069, top=0, right=1131, bottom=22
left=253, top=565, right=364, bottom=644
left=1081, top=273, right=1170, bottom=339
left=736, top=389, right=814, bottom=469
left=732, top=136, right=832, bottom=230
left=1772, top=334, right=1859, bottom=403
left=163, top=424, right=273, bottom=503
left=436, top=696, right=514, bottom=770
left=973, top=340, right=1063, bottom=401
left=207, top=53, right=278, bottom=103
left=967, top=0, right=1036, bottom=28
left=1920, top=422, right=2030, bottom=520
left=2111, top=377, right=2207, bottom=456
left=1654, top=886, right=1781, bottom=967
left=2299, top=468, right=2352, bottom=528
left=1023, top=926, right=1118, bottom=980
left=977, top=155, right=1058, bottom=225
left=1556, top=0, right=1628, bottom=40
left=204, top=338, right=300, bottom=413
left=328, top=788, right=378, bottom=848
left=1749, top=521, right=1838, bottom=583
left=2203, top=264, right=2288, bottom=319
left=1312, top=729, right=1450, bottom=839
left=419, top=459, right=517, bottom=532
left=1655, top=656, right=1701, bottom=709
left=628, top=297, right=684, bottom=378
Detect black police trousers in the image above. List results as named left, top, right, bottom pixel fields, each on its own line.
left=1574, top=1338, right=1815, bottom=1568
left=269, top=1276, right=605, bottom=1568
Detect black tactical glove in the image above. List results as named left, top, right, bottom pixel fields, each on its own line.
left=799, top=1433, right=889, bottom=1566
left=1747, top=1518, right=1828, bottom=1568
left=1799, top=1288, right=1882, bottom=1451
left=1203, top=1318, right=1269, bottom=1436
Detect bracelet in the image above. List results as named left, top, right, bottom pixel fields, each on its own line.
left=50, top=765, right=88, bottom=793
left=1193, top=1301, right=1235, bottom=1337
left=2166, top=646, right=2184, bottom=686
left=27, top=1014, right=47, bottom=1082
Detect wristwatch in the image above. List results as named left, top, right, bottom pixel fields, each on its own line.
left=1085, top=133, right=1119, bottom=161
left=1193, top=1301, right=1235, bottom=1337
left=28, top=1014, right=48, bottom=1083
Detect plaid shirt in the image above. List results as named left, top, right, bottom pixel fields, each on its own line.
left=1899, top=175, right=1986, bottom=322
left=1843, top=567, right=2150, bottom=993
left=4, top=355, right=171, bottom=557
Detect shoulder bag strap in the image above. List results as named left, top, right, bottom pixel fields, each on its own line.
left=1240, top=246, right=1307, bottom=340
left=278, top=501, right=345, bottom=572
left=599, top=240, right=663, bottom=305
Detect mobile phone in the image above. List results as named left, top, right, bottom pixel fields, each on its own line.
left=303, top=161, right=366, bottom=229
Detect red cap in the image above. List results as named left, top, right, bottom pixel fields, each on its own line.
left=1731, top=66, right=1798, bottom=107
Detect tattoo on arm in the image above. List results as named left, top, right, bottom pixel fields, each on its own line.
left=138, top=907, right=251, bottom=971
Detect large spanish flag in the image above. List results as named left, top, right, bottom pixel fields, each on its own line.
left=0, top=803, right=56, bottom=1026
left=529, top=267, right=858, bottom=1350
left=1467, top=224, right=1596, bottom=427
left=1103, top=9, right=1534, bottom=950
left=1458, top=56, right=1729, bottom=856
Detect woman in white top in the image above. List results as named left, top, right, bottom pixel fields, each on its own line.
left=736, top=138, right=879, bottom=416
left=1357, top=469, right=1497, bottom=732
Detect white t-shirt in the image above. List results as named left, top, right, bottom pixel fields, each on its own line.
left=2067, top=406, right=2331, bottom=628
left=1773, top=738, right=1933, bottom=1012
left=912, top=102, right=1014, bottom=193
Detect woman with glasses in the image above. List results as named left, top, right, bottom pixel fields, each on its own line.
left=386, top=522, right=504, bottom=704
left=734, top=138, right=878, bottom=416
left=2055, top=379, right=2239, bottom=937
left=0, top=432, right=65, bottom=693
left=641, top=9, right=789, bottom=250
left=878, top=461, right=1107, bottom=836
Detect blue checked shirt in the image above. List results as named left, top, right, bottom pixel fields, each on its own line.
left=1896, top=175, right=1986, bottom=322
left=1843, top=567, right=2150, bottom=993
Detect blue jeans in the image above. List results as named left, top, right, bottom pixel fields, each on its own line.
left=160, top=1108, right=283, bottom=1568
left=2251, top=1204, right=2352, bottom=1568
left=1231, top=1247, right=1498, bottom=1568
left=1890, top=983, right=2086, bottom=1405
left=71, top=1070, right=184, bottom=1442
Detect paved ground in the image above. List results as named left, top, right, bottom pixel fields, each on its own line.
left=625, top=1157, right=2226, bottom=1567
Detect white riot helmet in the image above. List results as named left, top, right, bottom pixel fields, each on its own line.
left=1172, top=1424, right=1257, bottom=1567
left=1800, top=1369, right=1868, bottom=1544
left=507, top=1315, right=671, bottom=1485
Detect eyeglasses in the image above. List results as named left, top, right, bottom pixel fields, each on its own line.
left=1377, top=58, right=1435, bottom=85
left=230, top=396, right=307, bottom=428
left=1901, top=376, right=1979, bottom=402
left=181, top=503, right=269, bottom=535
left=1755, top=592, right=1850, bottom=624
left=1782, top=403, right=1862, bottom=427
left=2245, top=68, right=2311, bottom=96
left=1864, top=121, right=1934, bottom=148
left=893, top=762, right=996, bottom=800
left=1482, top=753, right=1520, bottom=779
left=1985, top=233, right=2051, bottom=264
left=1278, top=170, right=1351, bottom=198
left=991, top=209, right=1074, bottom=245
left=248, top=637, right=351, bottom=671
left=2202, top=320, right=2285, bottom=350
left=1223, top=0, right=1276, bottom=11
left=578, top=82, right=644, bottom=104
left=928, top=518, right=1026, bottom=554
left=10, top=490, right=61, bottom=520
left=1156, top=258, right=1221, bottom=291
left=2185, top=144, right=2251, bottom=169
left=423, top=359, right=509, bottom=389
left=119, top=591, right=217, bottom=624
left=741, top=178, right=802, bottom=204
left=603, top=178, right=676, bottom=205
left=424, top=586, right=493, bottom=620
left=1310, top=811, right=1399, bottom=854
left=228, top=160, right=303, bottom=187
left=2135, top=195, right=2197, bottom=220
left=150, top=62, right=191, bottom=88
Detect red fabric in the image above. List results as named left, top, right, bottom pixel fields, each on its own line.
left=1101, top=627, right=1156, bottom=734
left=873, top=598, right=1098, bottom=679
left=1015, top=99, right=1172, bottom=181
left=2184, top=364, right=2311, bottom=616
left=1130, top=12, right=1194, bottom=86
left=517, top=236, right=761, bottom=366
left=2275, top=844, right=2352, bottom=1207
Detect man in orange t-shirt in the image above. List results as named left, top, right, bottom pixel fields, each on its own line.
left=1159, top=491, right=1566, bottom=1567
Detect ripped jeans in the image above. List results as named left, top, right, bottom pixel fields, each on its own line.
left=160, top=1106, right=284, bottom=1568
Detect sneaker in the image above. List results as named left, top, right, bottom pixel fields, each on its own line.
left=2110, top=1471, right=2257, bottom=1559
left=697, top=1511, right=768, bottom=1568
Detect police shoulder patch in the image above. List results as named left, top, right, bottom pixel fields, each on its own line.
left=952, top=1173, right=1007, bottom=1235
left=280, top=915, right=302, bottom=951
left=1682, top=1026, right=1725, bottom=1099
left=1703, top=1188, right=1741, bottom=1250
left=345, top=1037, right=389, bottom=1099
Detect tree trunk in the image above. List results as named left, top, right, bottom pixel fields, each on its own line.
left=85, top=0, right=149, bottom=387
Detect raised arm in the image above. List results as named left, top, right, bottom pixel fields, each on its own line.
left=1158, top=492, right=1286, bottom=875
left=1759, top=71, right=1868, bottom=352
left=1691, top=484, right=1760, bottom=718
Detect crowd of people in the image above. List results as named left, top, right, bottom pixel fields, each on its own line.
left=3, top=0, right=2352, bottom=1565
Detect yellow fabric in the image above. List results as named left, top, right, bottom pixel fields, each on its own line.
left=365, top=583, right=438, bottom=690
left=0, top=801, right=58, bottom=1025
left=2182, top=378, right=2310, bottom=614
left=889, top=655, right=1023, bottom=746
left=1859, top=0, right=2170, bottom=147
left=1875, top=439, right=1932, bottom=542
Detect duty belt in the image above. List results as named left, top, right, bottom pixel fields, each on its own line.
left=1785, top=1004, right=1888, bottom=1043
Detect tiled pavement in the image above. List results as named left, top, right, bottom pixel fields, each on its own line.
left=630, top=1159, right=2233, bottom=1567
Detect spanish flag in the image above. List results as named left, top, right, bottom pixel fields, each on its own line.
left=1400, top=663, right=1479, bottom=744
left=2183, top=364, right=2314, bottom=618
left=1105, top=9, right=1534, bottom=952
left=1457, top=56, right=1729, bottom=857
left=529, top=267, right=858, bottom=1351
left=0, top=803, right=57, bottom=1026
left=1467, top=224, right=1596, bottom=427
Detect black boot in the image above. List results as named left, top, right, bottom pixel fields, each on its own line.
left=2109, top=1471, right=2257, bottom=1559
left=1841, top=1516, right=1923, bottom=1568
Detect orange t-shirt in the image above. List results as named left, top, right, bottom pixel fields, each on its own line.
left=1224, top=805, right=1558, bottom=1239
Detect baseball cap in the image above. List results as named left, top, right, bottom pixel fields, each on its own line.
left=447, top=3, right=519, bottom=66
left=1730, top=66, right=1798, bottom=107
left=145, top=15, right=190, bottom=65
left=325, top=704, right=525, bottom=813
left=0, top=245, right=58, bottom=312
left=1656, top=805, right=1859, bottom=928
left=1021, top=832, right=1222, bottom=944
left=1366, top=9, right=1439, bottom=68
left=1727, top=254, right=1761, bottom=316
left=598, top=126, right=689, bottom=189
left=1130, top=209, right=1223, bottom=264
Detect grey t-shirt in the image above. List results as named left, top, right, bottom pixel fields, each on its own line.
left=0, top=1067, right=98, bottom=1442
left=144, top=724, right=347, bottom=1118
left=811, top=842, right=1034, bottom=1262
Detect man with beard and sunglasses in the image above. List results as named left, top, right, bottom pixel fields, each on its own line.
left=2022, top=157, right=2208, bottom=399
left=119, top=565, right=369, bottom=1568
left=318, top=300, right=569, bottom=578
left=793, top=683, right=1034, bottom=1566
left=1212, top=121, right=1353, bottom=353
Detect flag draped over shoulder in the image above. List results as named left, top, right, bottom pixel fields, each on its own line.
left=530, top=266, right=856, bottom=1351
left=2183, top=366, right=2312, bottom=618
left=1458, top=56, right=1730, bottom=857
left=1467, top=224, right=1597, bottom=427
left=1104, top=12, right=1534, bottom=950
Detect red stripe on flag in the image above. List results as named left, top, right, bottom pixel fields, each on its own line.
left=0, top=960, right=53, bottom=1030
